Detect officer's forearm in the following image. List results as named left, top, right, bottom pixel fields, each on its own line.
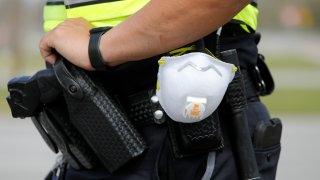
left=100, top=0, right=251, bottom=66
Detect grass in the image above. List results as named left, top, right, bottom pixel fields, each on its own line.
left=0, top=88, right=10, bottom=114
left=262, top=89, right=320, bottom=114
left=261, top=55, right=320, bottom=114
left=265, top=55, right=320, bottom=70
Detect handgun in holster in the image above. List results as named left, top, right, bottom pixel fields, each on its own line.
left=7, top=57, right=147, bottom=172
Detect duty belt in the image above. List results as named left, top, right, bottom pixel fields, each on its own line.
left=119, top=69, right=260, bottom=129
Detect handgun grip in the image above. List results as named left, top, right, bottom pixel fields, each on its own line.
left=7, top=69, right=61, bottom=118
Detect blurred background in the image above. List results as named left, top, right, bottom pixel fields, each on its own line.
left=0, top=0, right=319, bottom=179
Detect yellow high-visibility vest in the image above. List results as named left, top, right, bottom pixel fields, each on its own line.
left=43, top=0, right=258, bottom=33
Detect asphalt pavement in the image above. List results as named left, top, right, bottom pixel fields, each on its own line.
left=276, top=114, right=320, bottom=180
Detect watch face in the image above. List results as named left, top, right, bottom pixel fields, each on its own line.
left=90, top=27, right=111, bottom=34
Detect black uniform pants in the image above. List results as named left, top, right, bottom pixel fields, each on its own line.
left=61, top=32, right=281, bottom=180
left=63, top=101, right=280, bottom=180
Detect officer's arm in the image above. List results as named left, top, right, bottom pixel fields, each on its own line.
left=39, top=0, right=251, bottom=70
left=100, top=0, right=251, bottom=66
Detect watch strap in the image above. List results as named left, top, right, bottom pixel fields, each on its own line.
left=88, top=27, right=111, bottom=71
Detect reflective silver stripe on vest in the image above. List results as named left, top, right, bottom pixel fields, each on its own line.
left=64, top=0, right=118, bottom=6
left=47, top=0, right=118, bottom=6
left=46, top=0, right=64, bottom=5
left=64, top=0, right=93, bottom=5
left=46, top=0, right=64, bottom=4
left=64, top=0, right=121, bottom=8
left=47, top=0, right=64, bottom=2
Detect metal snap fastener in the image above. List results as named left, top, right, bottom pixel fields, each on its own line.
left=151, top=95, right=159, bottom=104
left=153, top=110, right=166, bottom=124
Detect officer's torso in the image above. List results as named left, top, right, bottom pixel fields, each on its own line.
left=43, top=0, right=259, bottom=95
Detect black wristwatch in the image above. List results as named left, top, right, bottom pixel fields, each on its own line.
left=88, top=26, right=111, bottom=71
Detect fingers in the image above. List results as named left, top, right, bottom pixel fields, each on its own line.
left=39, top=31, right=58, bottom=64
left=39, top=18, right=94, bottom=69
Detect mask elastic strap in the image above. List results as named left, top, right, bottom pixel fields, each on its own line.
left=194, top=38, right=206, bottom=52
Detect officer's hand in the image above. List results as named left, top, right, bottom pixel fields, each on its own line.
left=39, top=18, right=95, bottom=70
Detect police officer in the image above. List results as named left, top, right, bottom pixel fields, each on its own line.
left=39, top=0, right=281, bottom=179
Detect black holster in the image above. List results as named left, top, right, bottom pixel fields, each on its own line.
left=55, top=59, right=147, bottom=172
left=7, top=57, right=147, bottom=172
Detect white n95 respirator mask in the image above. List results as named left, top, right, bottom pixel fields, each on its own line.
left=156, top=52, right=236, bottom=123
